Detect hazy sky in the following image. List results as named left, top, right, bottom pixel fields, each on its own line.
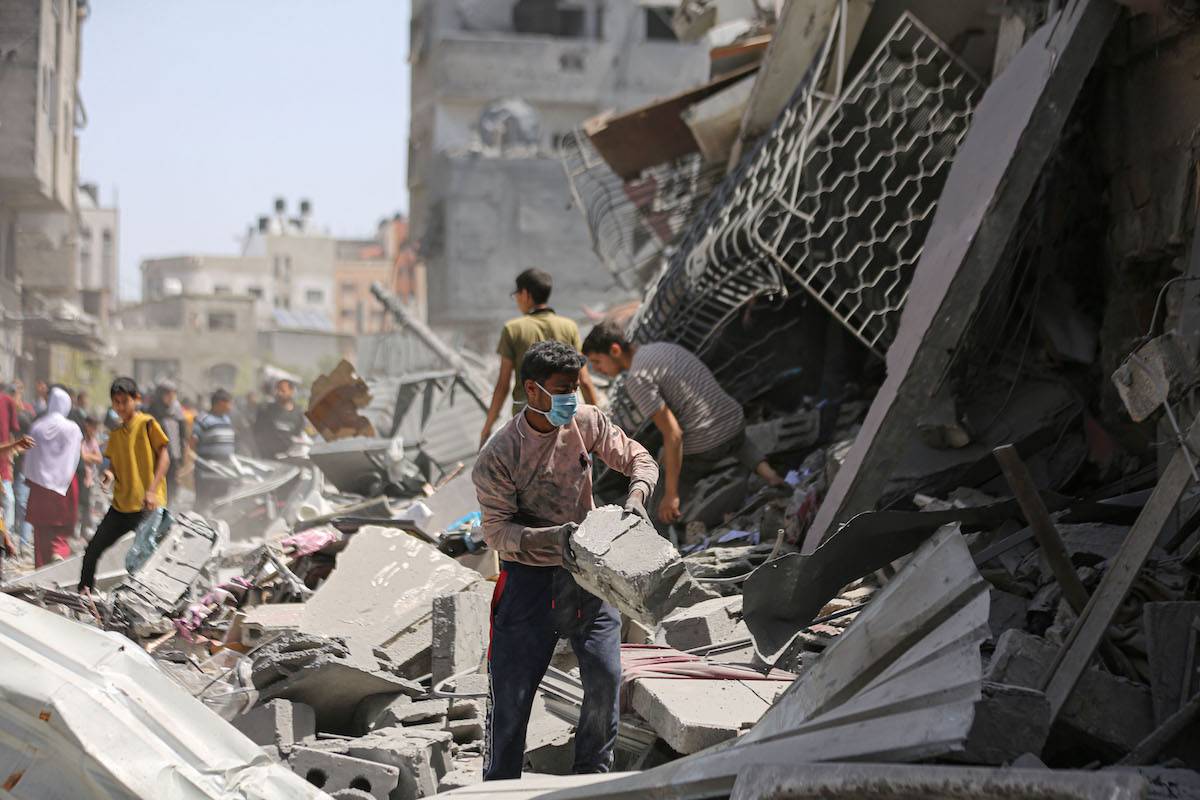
left=78, top=0, right=411, bottom=303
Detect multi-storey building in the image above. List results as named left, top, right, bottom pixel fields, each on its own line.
left=76, top=182, right=118, bottom=323
left=0, top=0, right=88, bottom=379
left=408, top=0, right=711, bottom=349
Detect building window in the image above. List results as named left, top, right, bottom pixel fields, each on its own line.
left=559, top=51, right=585, bottom=72
left=341, top=281, right=357, bottom=294
left=213, top=285, right=231, bottom=295
left=645, top=8, right=678, bottom=41
left=305, top=289, right=325, bottom=304
left=208, top=311, right=237, bottom=331
left=247, top=286, right=264, bottom=300
left=340, top=308, right=356, bottom=319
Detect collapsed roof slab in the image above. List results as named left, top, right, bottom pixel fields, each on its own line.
left=802, top=0, right=1120, bottom=555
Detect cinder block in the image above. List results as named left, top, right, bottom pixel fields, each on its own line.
left=289, top=746, right=399, bottom=800
left=657, top=596, right=744, bottom=651
left=346, top=727, right=452, bottom=800
left=570, top=505, right=713, bottom=626
left=431, top=591, right=489, bottom=685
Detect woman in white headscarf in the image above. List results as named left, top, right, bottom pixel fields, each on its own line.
left=24, top=387, right=82, bottom=566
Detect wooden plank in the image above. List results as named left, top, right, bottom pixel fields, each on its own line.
left=992, top=445, right=1137, bottom=678
left=1042, top=416, right=1200, bottom=720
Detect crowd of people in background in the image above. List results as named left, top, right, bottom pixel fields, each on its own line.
left=0, top=373, right=311, bottom=577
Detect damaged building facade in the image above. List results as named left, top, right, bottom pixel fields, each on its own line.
left=408, top=0, right=712, bottom=349
left=10, top=1, right=1200, bottom=799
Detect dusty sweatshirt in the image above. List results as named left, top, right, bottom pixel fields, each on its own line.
left=472, top=405, right=658, bottom=567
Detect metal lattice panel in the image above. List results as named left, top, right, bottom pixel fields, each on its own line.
left=560, top=131, right=726, bottom=291
left=611, top=12, right=982, bottom=432
left=749, top=15, right=982, bottom=355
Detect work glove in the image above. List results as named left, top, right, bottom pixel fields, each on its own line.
left=559, top=522, right=581, bottom=573
left=623, top=492, right=651, bottom=525
left=522, top=522, right=580, bottom=569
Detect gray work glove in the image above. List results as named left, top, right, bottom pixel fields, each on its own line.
left=623, top=490, right=651, bottom=525
left=559, top=522, right=581, bottom=573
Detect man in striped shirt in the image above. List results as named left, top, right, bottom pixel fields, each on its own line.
left=583, top=321, right=785, bottom=524
left=191, top=389, right=237, bottom=512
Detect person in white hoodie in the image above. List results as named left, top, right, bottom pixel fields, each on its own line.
left=23, top=387, right=82, bottom=566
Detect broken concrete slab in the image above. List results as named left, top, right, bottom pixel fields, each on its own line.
left=803, top=0, right=1120, bottom=554
left=355, top=694, right=449, bottom=735
left=569, top=505, right=714, bottom=627
left=722, top=763, right=1149, bottom=800
left=240, top=602, right=306, bottom=646
left=232, top=699, right=316, bottom=754
left=300, top=526, right=481, bottom=665
left=345, top=727, right=452, bottom=800
left=988, top=588, right=1029, bottom=640
left=431, top=590, right=489, bottom=686
left=289, top=746, right=400, bottom=800
left=657, top=595, right=744, bottom=652
left=629, top=677, right=788, bottom=754
left=950, top=682, right=1051, bottom=767
left=986, top=629, right=1155, bottom=760
left=252, top=633, right=424, bottom=735
left=109, top=512, right=224, bottom=636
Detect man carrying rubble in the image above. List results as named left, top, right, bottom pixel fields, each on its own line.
left=472, top=339, right=657, bottom=780
left=479, top=268, right=600, bottom=449
left=583, top=320, right=785, bottom=525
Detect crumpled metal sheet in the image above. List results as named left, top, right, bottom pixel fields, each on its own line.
left=0, top=593, right=330, bottom=799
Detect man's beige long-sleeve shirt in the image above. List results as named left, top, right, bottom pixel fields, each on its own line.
left=472, top=405, right=658, bottom=567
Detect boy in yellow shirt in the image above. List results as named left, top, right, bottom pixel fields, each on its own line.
left=78, top=377, right=170, bottom=593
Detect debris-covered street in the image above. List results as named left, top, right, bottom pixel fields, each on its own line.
left=3, top=0, right=1200, bottom=797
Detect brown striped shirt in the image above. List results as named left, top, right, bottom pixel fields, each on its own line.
left=623, top=342, right=744, bottom=455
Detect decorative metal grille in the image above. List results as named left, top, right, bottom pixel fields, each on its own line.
left=610, top=12, right=983, bottom=431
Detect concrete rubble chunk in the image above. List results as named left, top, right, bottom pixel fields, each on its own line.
left=657, top=595, right=745, bottom=652
left=431, top=590, right=489, bottom=686
left=109, top=512, right=224, bottom=636
left=252, top=632, right=424, bottom=734
left=985, top=629, right=1154, bottom=759
left=950, top=682, right=1051, bottom=766
left=300, top=526, right=481, bottom=666
left=349, top=727, right=452, bottom=800
left=629, top=677, right=788, bottom=754
left=569, top=505, right=715, bottom=626
left=289, top=746, right=400, bottom=800
left=240, top=602, right=306, bottom=646
left=355, top=694, right=450, bottom=735
left=232, top=699, right=316, bottom=753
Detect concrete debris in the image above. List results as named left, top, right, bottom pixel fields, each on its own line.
left=109, top=512, right=225, bottom=637
left=233, top=699, right=317, bottom=754
left=300, top=526, right=481, bottom=669
left=252, top=632, right=424, bottom=734
left=569, top=505, right=716, bottom=626
left=0, top=594, right=325, bottom=799
left=629, top=677, right=789, bottom=754
left=431, top=589, right=489, bottom=686
left=656, top=595, right=744, bottom=652
left=289, top=746, right=400, bottom=800
left=986, top=629, right=1155, bottom=760
left=10, top=2, right=1200, bottom=798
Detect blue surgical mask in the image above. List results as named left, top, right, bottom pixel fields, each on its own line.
left=533, top=383, right=579, bottom=427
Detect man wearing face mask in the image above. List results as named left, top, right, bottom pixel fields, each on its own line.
left=472, top=340, right=657, bottom=781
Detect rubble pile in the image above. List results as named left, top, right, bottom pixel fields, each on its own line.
left=6, top=1, right=1200, bottom=799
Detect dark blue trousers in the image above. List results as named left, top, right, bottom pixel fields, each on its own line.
left=484, top=560, right=622, bottom=781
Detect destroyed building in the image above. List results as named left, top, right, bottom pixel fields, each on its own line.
left=7, top=0, right=1200, bottom=799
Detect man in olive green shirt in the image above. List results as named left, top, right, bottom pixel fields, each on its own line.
left=480, top=269, right=598, bottom=448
